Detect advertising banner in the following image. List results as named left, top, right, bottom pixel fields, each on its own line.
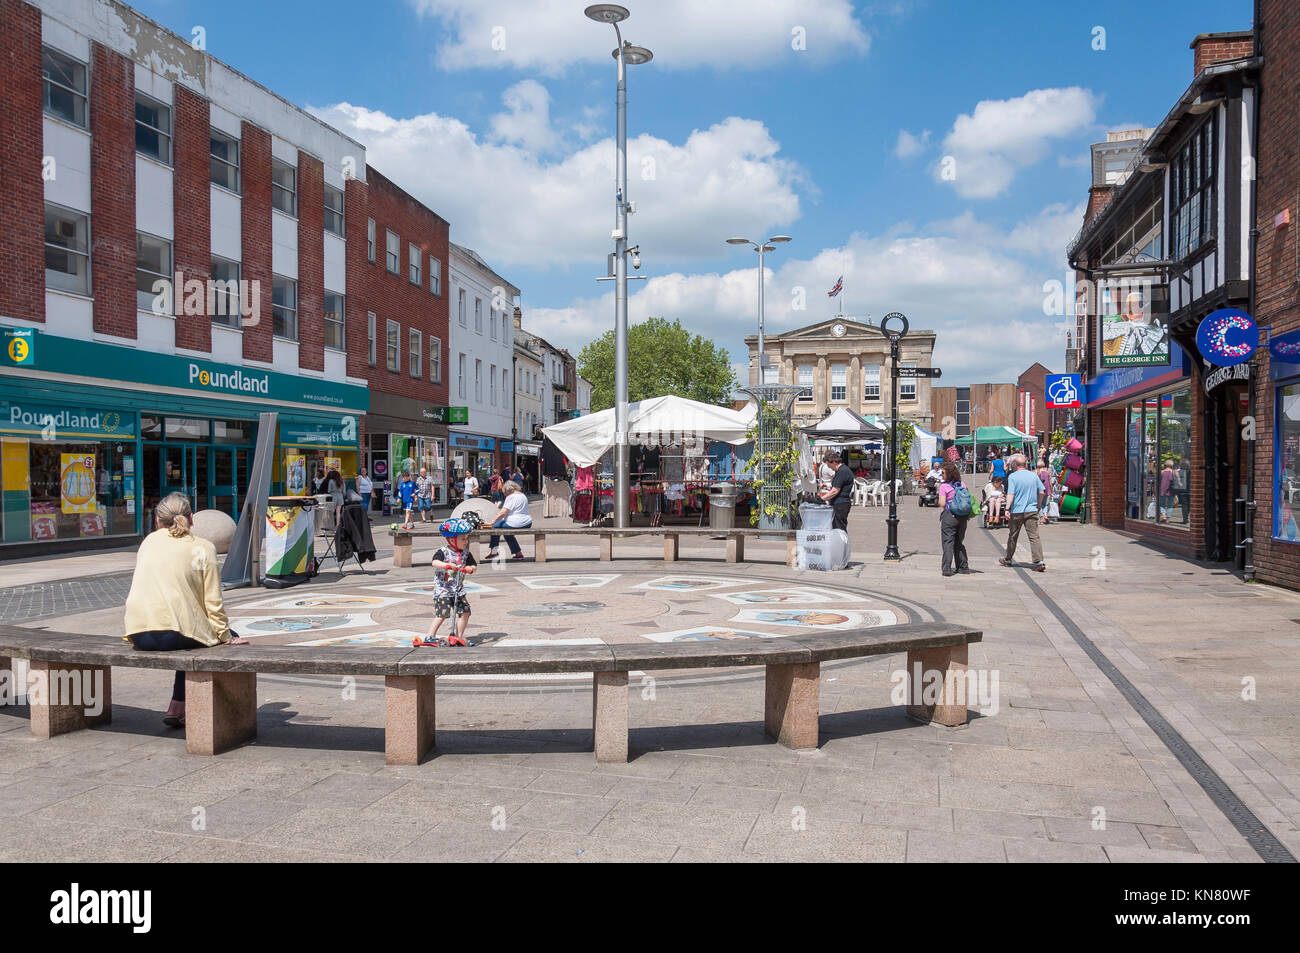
left=60, top=453, right=98, bottom=514
left=263, top=498, right=315, bottom=587
left=324, top=456, right=342, bottom=477
left=285, top=454, right=307, bottom=496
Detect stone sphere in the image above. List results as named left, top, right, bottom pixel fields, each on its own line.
left=192, top=509, right=238, bottom=553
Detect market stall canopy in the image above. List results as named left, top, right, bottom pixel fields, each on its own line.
left=954, top=425, right=1039, bottom=446
left=541, top=395, right=755, bottom=468
left=799, top=407, right=886, bottom=443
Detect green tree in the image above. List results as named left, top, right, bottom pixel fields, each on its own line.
left=577, top=316, right=736, bottom=411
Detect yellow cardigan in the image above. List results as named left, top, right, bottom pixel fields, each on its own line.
left=123, top=529, right=231, bottom=646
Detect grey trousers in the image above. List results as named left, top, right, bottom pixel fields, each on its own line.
left=940, top=510, right=969, bottom=573
left=1006, top=512, right=1043, bottom=565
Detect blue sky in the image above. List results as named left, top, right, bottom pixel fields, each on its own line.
left=134, top=0, right=1253, bottom=384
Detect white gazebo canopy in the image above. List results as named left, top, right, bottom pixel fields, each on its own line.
left=541, top=395, right=755, bottom=468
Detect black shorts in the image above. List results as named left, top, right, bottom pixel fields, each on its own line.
left=433, top=593, right=471, bottom=618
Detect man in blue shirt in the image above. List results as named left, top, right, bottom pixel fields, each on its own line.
left=1000, top=453, right=1046, bottom=571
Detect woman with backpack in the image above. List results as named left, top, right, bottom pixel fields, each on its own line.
left=937, top=461, right=973, bottom=577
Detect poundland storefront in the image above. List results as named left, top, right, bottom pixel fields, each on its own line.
left=0, top=329, right=367, bottom=555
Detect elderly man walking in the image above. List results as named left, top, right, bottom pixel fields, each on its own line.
left=1000, top=453, right=1047, bottom=571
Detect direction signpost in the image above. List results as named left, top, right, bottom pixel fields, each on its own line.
left=881, top=312, right=909, bottom=561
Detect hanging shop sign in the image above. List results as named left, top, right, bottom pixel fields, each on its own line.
left=1269, top=328, right=1300, bottom=378
left=1044, top=374, right=1082, bottom=409
left=1098, top=281, right=1171, bottom=369
left=2, top=328, right=35, bottom=367
left=1196, top=309, right=1259, bottom=367
left=423, top=406, right=470, bottom=425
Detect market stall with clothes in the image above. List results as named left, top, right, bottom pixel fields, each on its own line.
left=541, top=395, right=758, bottom=526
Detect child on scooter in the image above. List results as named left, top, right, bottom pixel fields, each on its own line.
left=415, top=517, right=477, bottom=647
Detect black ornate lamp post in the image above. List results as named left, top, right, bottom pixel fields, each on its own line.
left=881, top=312, right=909, bottom=560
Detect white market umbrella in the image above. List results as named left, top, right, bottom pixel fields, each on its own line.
left=542, top=395, right=754, bottom=468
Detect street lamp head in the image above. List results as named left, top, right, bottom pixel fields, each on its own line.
left=616, top=42, right=653, bottom=65
left=767, top=235, right=792, bottom=244
left=758, top=244, right=776, bottom=253
left=584, top=4, right=629, bottom=23
left=726, top=237, right=752, bottom=246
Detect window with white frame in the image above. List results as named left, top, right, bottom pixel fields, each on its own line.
left=136, top=232, right=172, bottom=313
left=210, top=257, right=241, bottom=328
left=367, top=218, right=375, bottom=263
left=324, top=185, right=344, bottom=237
left=134, top=92, right=171, bottom=164
left=271, top=159, right=296, bottom=216
left=272, top=275, right=297, bottom=340
left=474, top=360, right=483, bottom=402
left=42, top=47, right=87, bottom=127
left=44, top=204, right=89, bottom=296
left=490, top=310, right=497, bottom=341
left=797, top=364, right=813, bottom=400
left=458, top=289, right=466, bottom=325
left=409, top=243, right=421, bottom=285
left=386, top=319, right=400, bottom=371
left=429, top=337, right=441, bottom=383
left=385, top=230, right=399, bottom=274
left=830, top=364, right=847, bottom=402
left=210, top=129, right=240, bottom=192
left=458, top=353, right=466, bottom=398
left=475, top=298, right=482, bottom=334
left=503, top=368, right=510, bottom=406
left=324, top=292, right=345, bottom=350
left=900, top=362, right=916, bottom=401
left=863, top=364, right=881, bottom=401
left=409, top=328, right=421, bottom=377
left=490, top=363, right=497, bottom=405
left=429, top=256, right=441, bottom=295
left=367, top=311, right=376, bottom=365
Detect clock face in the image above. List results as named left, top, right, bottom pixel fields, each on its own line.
left=832, top=323, right=846, bottom=337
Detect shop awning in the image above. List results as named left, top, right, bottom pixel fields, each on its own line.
left=954, top=425, right=1038, bottom=446
left=541, top=395, right=755, bottom=468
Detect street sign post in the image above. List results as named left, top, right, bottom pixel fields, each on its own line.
left=896, top=366, right=941, bottom=379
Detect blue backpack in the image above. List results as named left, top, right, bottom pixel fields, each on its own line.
left=948, top=482, right=973, bottom=517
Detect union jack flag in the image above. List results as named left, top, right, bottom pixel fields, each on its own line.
left=827, top=276, right=843, bottom=298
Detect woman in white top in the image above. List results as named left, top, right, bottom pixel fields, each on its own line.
left=486, top=480, right=533, bottom=560
left=356, top=466, right=374, bottom=511
left=463, top=469, right=479, bottom=500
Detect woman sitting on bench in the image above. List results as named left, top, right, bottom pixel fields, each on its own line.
left=486, top=481, right=533, bottom=561
left=123, top=493, right=248, bottom=728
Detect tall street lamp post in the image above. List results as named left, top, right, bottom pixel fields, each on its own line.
left=880, top=312, right=909, bottom=560
left=585, top=4, right=651, bottom=530
left=726, top=235, right=792, bottom=384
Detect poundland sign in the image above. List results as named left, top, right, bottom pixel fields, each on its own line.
left=189, top=362, right=269, bottom=394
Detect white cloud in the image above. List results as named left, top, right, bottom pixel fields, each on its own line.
left=489, top=80, right=559, bottom=152
left=936, top=87, right=1098, bottom=198
left=313, top=97, right=804, bottom=269
left=412, top=0, right=870, bottom=74
left=895, top=129, right=930, bottom=158
left=527, top=208, right=1076, bottom=384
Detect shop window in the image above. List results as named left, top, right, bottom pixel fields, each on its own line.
left=272, top=276, right=297, bottom=340
left=324, top=185, right=345, bottom=237
left=27, top=441, right=134, bottom=541
left=1275, top=382, right=1300, bottom=540
left=134, top=91, right=172, bottom=165
left=210, top=128, right=240, bottom=193
left=136, top=232, right=172, bottom=313
left=324, top=292, right=345, bottom=350
left=45, top=204, right=90, bottom=296
left=42, top=47, right=87, bottom=128
left=1125, top=388, right=1190, bottom=529
left=271, top=159, right=296, bottom=216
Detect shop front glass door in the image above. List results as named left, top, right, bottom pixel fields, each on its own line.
left=155, top=445, right=197, bottom=512
left=210, top=447, right=243, bottom=519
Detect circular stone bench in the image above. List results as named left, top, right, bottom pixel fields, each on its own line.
left=0, top=622, right=981, bottom=765
left=389, top=525, right=800, bottom=568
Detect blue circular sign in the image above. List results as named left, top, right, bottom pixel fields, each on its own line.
left=1196, top=308, right=1258, bottom=367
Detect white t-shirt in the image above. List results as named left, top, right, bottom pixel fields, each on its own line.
left=357, top=474, right=373, bottom=496
left=464, top=475, right=479, bottom=497
left=501, top=491, right=532, bottom=528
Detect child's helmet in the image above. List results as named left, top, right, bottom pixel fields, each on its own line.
left=439, top=517, right=473, bottom=539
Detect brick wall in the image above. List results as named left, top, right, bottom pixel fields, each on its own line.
left=89, top=43, right=136, bottom=339
left=1191, top=32, right=1255, bottom=77
left=1088, top=407, right=1126, bottom=527
left=172, top=85, right=211, bottom=353
left=1251, top=0, right=1300, bottom=588
left=0, top=0, right=44, bottom=325
left=240, top=122, right=272, bottom=362
left=360, top=166, right=449, bottom=407
left=296, top=151, right=324, bottom=372
left=344, top=176, right=370, bottom=384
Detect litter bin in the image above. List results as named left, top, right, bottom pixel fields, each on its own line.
left=709, top=482, right=737, bottom=537
left=798, top=501, right=834, bottom=532
left=263, top=496, right=318, bottom=588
